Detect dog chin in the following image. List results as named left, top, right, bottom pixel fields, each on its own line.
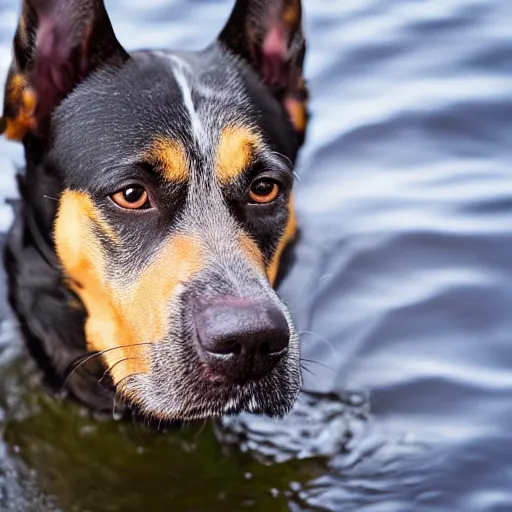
left=120, top=364, right=302, bottom=423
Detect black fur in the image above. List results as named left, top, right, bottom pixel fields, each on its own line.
left=2, top=0, right=308, bottom=421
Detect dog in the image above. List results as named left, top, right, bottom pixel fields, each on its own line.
left=0, top=0, right=309, bottom=423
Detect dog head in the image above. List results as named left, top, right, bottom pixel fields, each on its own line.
left=1, top=0, right=308, bottom=421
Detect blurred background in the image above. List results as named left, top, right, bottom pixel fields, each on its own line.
left=0, top=0, right=512, bottom=511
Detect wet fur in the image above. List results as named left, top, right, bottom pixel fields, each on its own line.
left=1, top=0, right=308, bottom=422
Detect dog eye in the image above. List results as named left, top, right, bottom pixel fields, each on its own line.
left=248, top=178, right=280, bottom=204
left=111, top=186, right=150, bottom=210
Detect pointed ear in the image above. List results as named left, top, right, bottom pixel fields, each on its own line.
left=0, top=0, right=128, bottom=141
left=219, top=0, right=309, bottom=145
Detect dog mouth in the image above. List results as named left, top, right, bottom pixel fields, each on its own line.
left=116, top=299, right=302, bottom=422
left=117, top=362, right=302, bottom=423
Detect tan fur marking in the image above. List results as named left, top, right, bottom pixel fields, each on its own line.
left=216, top=125, right=261, bottom=185
left=282, top=0, right=300, bottom=26
left=145, top=137, right=188, bottom=183
left=239, top=233, right=265, bottom=271
left=284, top=97, right=307, bottom=134
left=3, top=74, right=36, bottom=141
left=74, top=192, right=120, bottom=244
left=55, top=191, right=204, bottom=385
left=267, top=194, right=297, bottom=285
left=54, top=191, right=136, bottom=376
left=7, top=73, right=26, bottom=102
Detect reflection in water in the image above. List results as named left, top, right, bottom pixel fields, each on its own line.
left=1, top=0, right=512, bottom=510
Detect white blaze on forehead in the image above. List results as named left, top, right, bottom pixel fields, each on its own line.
left=168, top=55, right=205, bottom=144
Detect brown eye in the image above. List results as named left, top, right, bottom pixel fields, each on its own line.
left=249, top=179, right=280, bottom=204
left=111, top=186, right=149, bottom=209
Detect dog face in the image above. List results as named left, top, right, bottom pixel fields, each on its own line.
left=1, top=0, right=308, bottom=421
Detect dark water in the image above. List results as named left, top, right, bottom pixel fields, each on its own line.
left=1, top=0, right=512, bottom=510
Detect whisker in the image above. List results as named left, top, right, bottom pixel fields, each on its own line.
left=112, top=389, right=123, bottom=421
left=301, top=364, right=316, bottom=377
left=269, top=150, right=293, bottom=169
left=43, top=194, right=58, bottom=202
left=62, top=342, right=152, bottom=392
left=99, top=357, right=136, bottom=383
left=193, top=418, right=210, bottom=443
left=300, top=357, right=338, bottom=375
left=112, top=372, right=145, bottom=420
left=116, top=372, right=144, bottom=392
left=299, top=331, right=338, bottom=357
left=318, top=273, right=333, bottom=286
left=293, top=171, right=302, bottom=182
left=61, top=351, right=101, bottom=391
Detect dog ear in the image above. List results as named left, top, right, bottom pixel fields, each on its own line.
left=219, top=0, right=309, bottom=145
left=0, top=0, right=128, bottom=141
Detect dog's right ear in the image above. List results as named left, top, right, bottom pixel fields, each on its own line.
left=0, top=0, right=128, bottom=141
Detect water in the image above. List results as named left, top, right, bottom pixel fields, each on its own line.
left=0, top=0, right=511, bottom=510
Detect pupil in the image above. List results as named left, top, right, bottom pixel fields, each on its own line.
left=124, top=187, right=143, bottom=203
left=253, top=180, right=273, bottom=196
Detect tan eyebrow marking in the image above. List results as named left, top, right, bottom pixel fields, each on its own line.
left=145, top=137, right=189, bottom=183
left=216, top=124, right=261, bottom=185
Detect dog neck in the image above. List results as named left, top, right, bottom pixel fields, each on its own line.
left=4, top=168, right=116, bottom=413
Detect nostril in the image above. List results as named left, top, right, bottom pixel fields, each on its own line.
left=198, top=332, right=243, bottom=356
left=194, top=297, right=290, bottom=381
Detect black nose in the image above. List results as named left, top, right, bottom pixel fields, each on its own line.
left=194, top=297, right=290, bottom=384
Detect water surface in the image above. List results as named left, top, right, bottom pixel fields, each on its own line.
left=0, top=0, right=511, bottom=510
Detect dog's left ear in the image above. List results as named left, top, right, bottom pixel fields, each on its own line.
left=0, top=0, right=128, bottom=141
left=219, top=0, right=309, bottom=145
